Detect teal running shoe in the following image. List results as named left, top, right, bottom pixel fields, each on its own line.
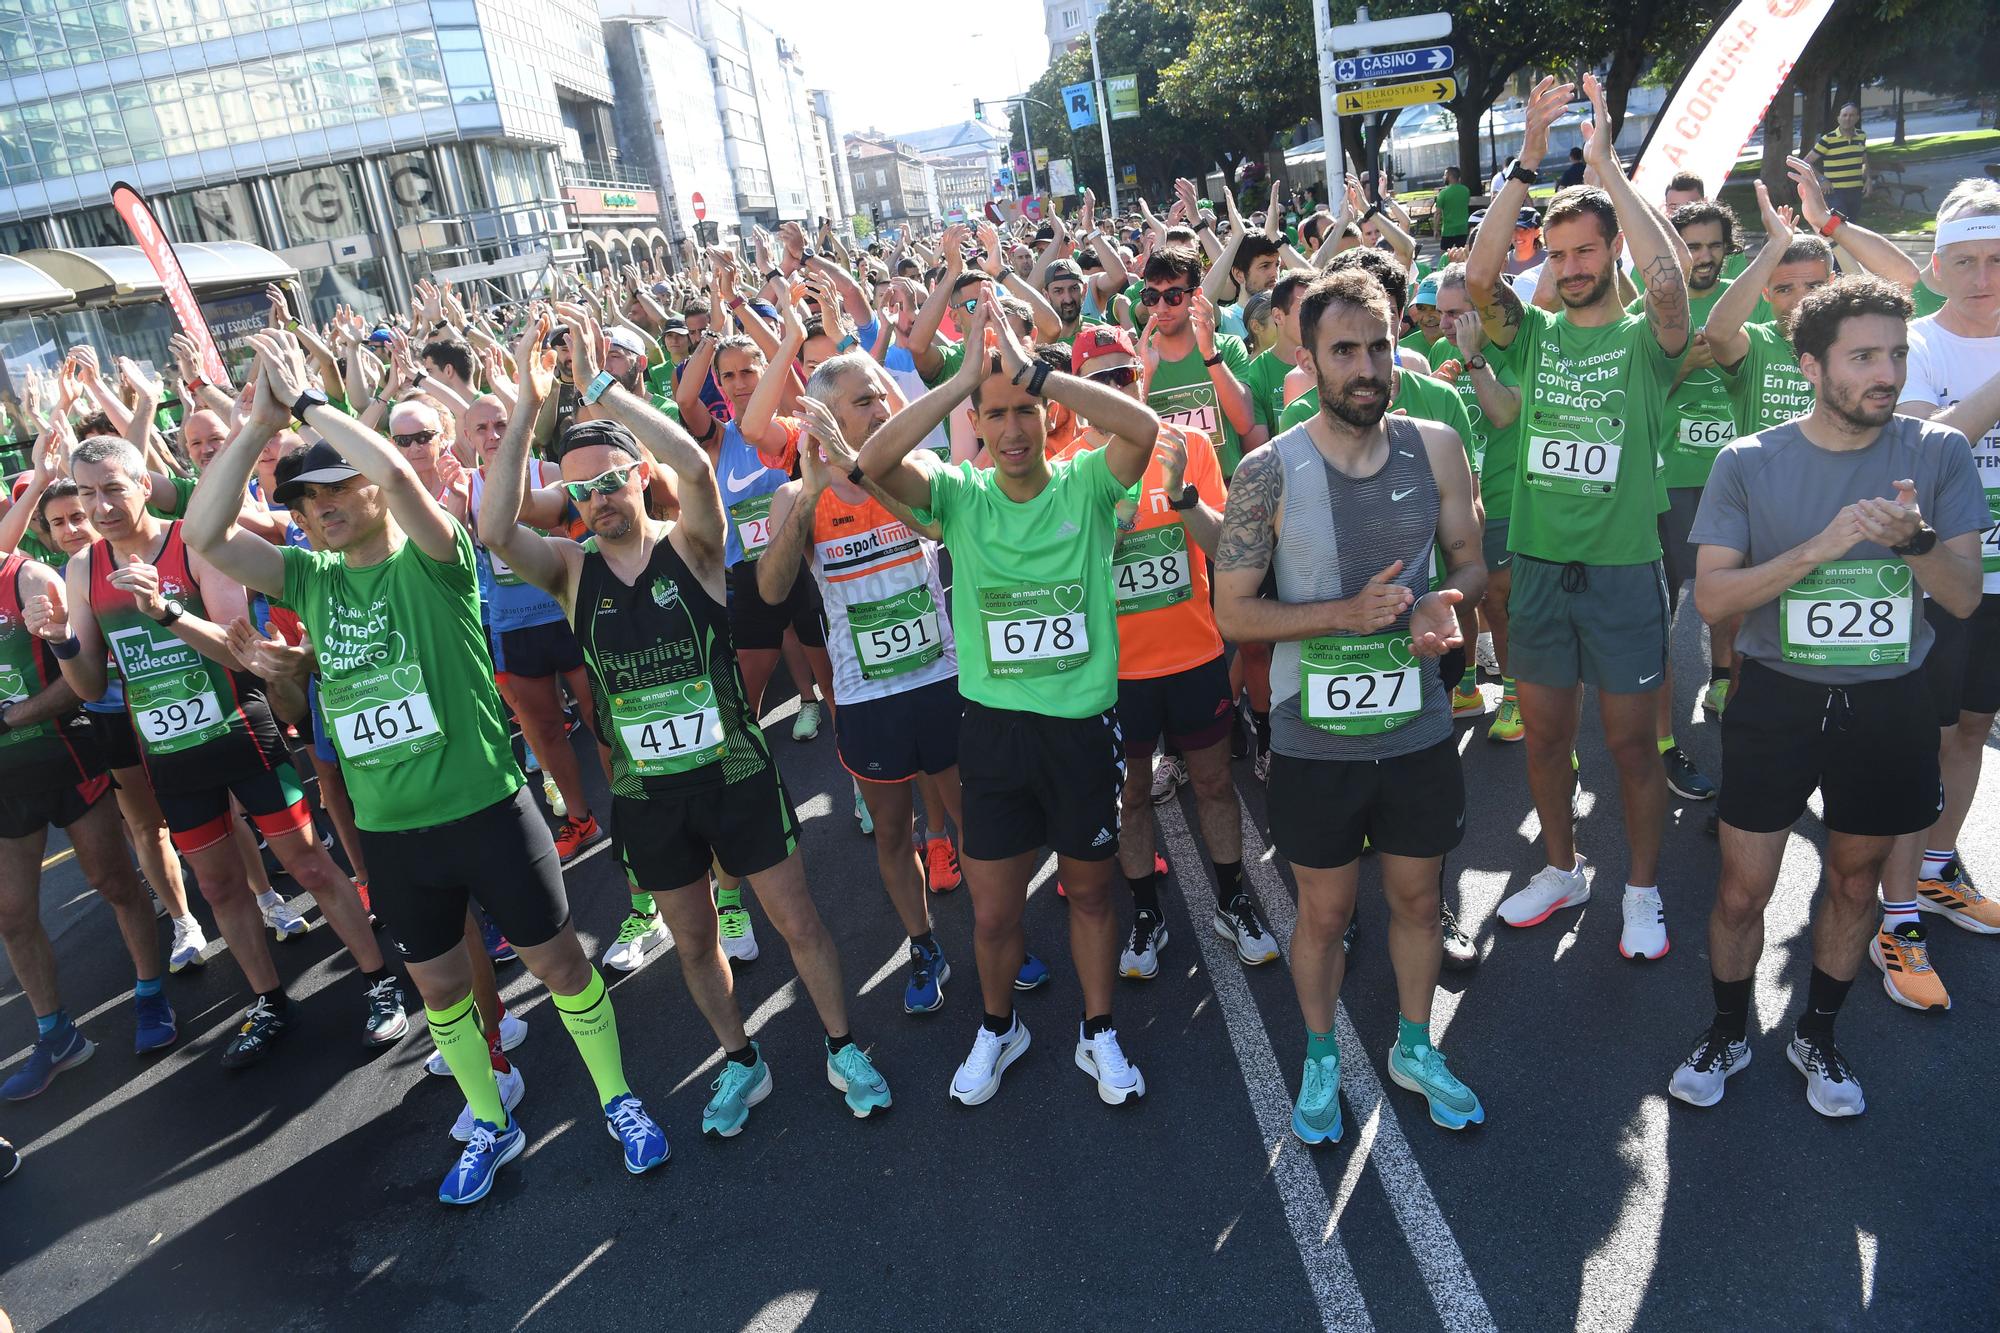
left=1292, top=1053, right=1342, bottom=1145
left=826, top=1041, right=892, bottom=1117
left=703, top=1043, right=773, bottom=1137
left=1387, top=1042, right=1485, bottom=1130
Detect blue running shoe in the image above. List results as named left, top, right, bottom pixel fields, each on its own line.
left=1013, top=952, right=1050, bottom=991
left=481, top=913, right=516, bottom=964
left=133, top=993, right=177, bottom=1055
left=702, top=1044, right=773, bottom=1138
left=1387, top=1042, right=1486, bottom=1130
left=1292, top=1054, right=1342, bottom=1145
left=438, top=1117, right=525, bottom=1205
left=2, top=1021, right=94, bottom=1101
left=604, top=1094, right=669, bottom=1174
left=826, top=1042, right=892, bottom=1117
left=903, top=939, right=950, bottom=1014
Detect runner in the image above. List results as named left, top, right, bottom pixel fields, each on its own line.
left=185, top=331, right=666, bottom=1204
left=1140, top=245, right=1259, bottom=475
left=1704, top=182, right=1833, bottom=439
left=1469, top=75, right=1686, bottom=960
left=36, top=436, right=407, bottom=1068
left=1669, top=275, right=1984, bottom=1115
left=481, top=306, right=891, bottom=1135
left=1212, top=267, right=1487, bottom=1141
left=857, top=282, right=1158, bottom=1107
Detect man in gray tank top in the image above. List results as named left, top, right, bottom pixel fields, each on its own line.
left=1214, top=269, right=1489, bottom=1144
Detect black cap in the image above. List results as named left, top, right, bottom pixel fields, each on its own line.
left=272, top=439, right=360, bottom=504
left=558, top=418, right=645, bottom=463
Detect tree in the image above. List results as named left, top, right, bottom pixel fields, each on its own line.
left=1155, top=0, right=1317, bottom=185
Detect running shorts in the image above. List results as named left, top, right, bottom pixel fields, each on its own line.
left=0, top=772, right=110, bottom=840
left=1266, top=735, right=1465, bottom=869
left=614, top=761, right=799, bottom=888
left=492, top=619, right=586, bottom=681
left=1116, top=653, right=1233, bottom=757
left=728, top=559, right=827, bottom=651
left=154, top=758, right=313, bottom=856
left=958, top=702, right=1124, bottom=863
left=362, top=787, right=569, bottom=965
left=1508, top=556, right=1671, bottom=694
left=836, top=676, right=963, bottom=783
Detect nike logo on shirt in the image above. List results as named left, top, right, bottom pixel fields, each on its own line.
left=725, top=464, right=770, bottom=490
left=1390, top=488, right=1416, bottom=502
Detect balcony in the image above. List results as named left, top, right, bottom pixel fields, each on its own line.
left=560, top=156, right=658, bottom=194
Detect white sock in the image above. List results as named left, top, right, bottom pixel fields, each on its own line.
left=1881, top=899, right=1920, bottom=927
left=1625, top=884, right=1660, bottom=900
left=1921, top=848, right=1956, bottom=880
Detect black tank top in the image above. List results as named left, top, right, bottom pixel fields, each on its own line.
left=573, top=529, right=769, bottom=796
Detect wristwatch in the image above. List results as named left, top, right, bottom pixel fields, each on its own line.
left=1818, top=211, right=1846, bottom=238
left=290, top=387, right=328, bottom=419
left=155, top=598, right=185, bottom=627
left=1891, top=522, right=1937, bottom=557
left=1466, top=354, right=1488, bottom=372
left=1168, top=483, right=1201, bottom=511
left=1202, top=351, right=1224, bottom=366
left=581, top=369, right=616, bottom=405
left=1506, top=160, right=1539, bottom=187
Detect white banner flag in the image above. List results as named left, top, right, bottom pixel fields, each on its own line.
left=1048, top=158, right=1076, bottom=199
left=1631, top=0, right=1837, bottom=203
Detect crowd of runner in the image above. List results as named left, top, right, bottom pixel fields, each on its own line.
left=0, top=71, right=1996, bottom=1198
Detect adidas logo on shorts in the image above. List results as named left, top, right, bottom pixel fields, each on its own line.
left=1091, top=827, right=1113, bottom=847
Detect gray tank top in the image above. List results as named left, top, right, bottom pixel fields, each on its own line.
left=1269, top=415, right=1453, bottom=761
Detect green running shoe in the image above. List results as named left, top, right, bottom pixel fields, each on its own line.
left=1702, top=679, right=1730, bottom=716
left=1388, top=1042, right=1485, bottom=1130
left=826, top=1042, right=892, bottom=1117
left=1291, top=1053, right=1342, bottom=1145
left=703, top=1043, right=773, bottom=1137
left=1487, top=697, right=1523, bottom=743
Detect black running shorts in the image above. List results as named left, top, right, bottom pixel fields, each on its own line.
left=614, top=760, right=799, bottom=889
left=958, top=702, right=1124, bottom=862
left=1266, top=736, right=1466, bottom=869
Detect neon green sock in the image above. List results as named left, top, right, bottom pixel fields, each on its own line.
left=1501, top=676, right=1516, bottom=702
left=1397, top=1014, right=1430, bottom=1057
left=552, top=967, right=631, bottom=1104
left=1305, top=1026, right=1337, bottom=1062
left=1657, top=734, right=1675, bottom=755
left=630, top=891, right=657, bottom=917
left=1458, top=663, right=1477, bottom=691
left=715, top=883, right=742, bottom=910
left=427, top=993, right=505, bottom=1127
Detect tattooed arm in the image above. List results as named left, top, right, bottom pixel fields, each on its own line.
left=1578, top=74, right=1690, bottom=357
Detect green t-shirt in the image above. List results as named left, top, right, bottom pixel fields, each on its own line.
left=1720, top=320, right=1815, bottom=434
left=150, top=472, right=196, bottom=519
left=1491, top=303, right=1683, bottom=566
left=1243, top=347, right=1294, bottom=434
left=926, top=338, right=968, bottom=391
left=916, top=448, right=1125, bottom=719
left=1276, top=366, right=1476, bottom=467
left=1913, top=281, right=1946, bottom=319
left=1399, top=329, right=1434, bottom=364
left=18, top=531, right=65, bottom=569
left=1147, top=333, right=1252, bottom=476
left=1436, top=183, right=1471, bottom=236
left=278, top=522, right=520, bottom=832
left=1653, top=283, right=1735, bottom=489
left=1429, top=338, right=1523, bottom=519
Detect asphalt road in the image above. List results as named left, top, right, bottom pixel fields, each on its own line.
left=3, top=613, right=1998, bottom=1333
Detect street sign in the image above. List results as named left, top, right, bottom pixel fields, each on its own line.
left=1061, top=82, right=1097, bottom=131
left=1334, top=76, right=1456, bottom=116
left=1332, top=45, right=1452, bottom=85
left=1328, top=11, right=1451, bottom=51
left=692, top=192, right=707, bottom=221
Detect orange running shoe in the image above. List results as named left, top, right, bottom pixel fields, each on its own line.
left=1916, top=863, right=2000, bottom=934
left=925, top=837, right=961, bottom=893
left=554, top=814, right=601, bottom=863
left=1870, top=921, right=1950, bottom=1011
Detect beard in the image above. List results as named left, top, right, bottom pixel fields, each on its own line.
left=1316, top=370, right=1392, bottom=429
left=1054, top=298, right=1083, bottom=323
left=1823, top=377, right=1898, bottom=432
left=1557, top=267, right=1614, bottom=309
left=592, top=509, right=635, bottom=542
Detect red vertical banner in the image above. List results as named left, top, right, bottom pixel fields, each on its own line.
left=110, top=182, right=230, bottom=387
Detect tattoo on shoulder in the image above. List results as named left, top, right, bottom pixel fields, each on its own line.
left=1642, top=256, right=1688, bottom=332
left=1215, top=447, right=1280, bottom=574
left=1476, top=279, right=1523, bottom=330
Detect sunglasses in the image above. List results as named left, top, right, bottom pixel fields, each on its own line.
left=561, top=464, right=635, bottom=502
left=955, top=298, right=980, bottom=314
left=1088, top=365, right=1140, bottom=388
left=1140, top=286, right=1192, bottom=308
left=391, top=429, right=438, bottom=448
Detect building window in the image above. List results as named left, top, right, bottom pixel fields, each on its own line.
left=1060, top=7, right=1081, bottom=27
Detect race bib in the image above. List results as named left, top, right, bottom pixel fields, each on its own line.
left=848, top=585, right=944, bottom=681
left=1299, top=633, right=1422, bottom=735
left=127, top=669, right=228, bottom=754
left=0, top=669, right=32, bottom=749
left=322, top=663, right=446, bottom=766
left=1779, top=560, right=1913, bottom=666
left=1525, top=434, right=1621, bottom=496
left=1981, top=490, right=2000, bottom=575
left=488, top=546, right=523, bottom=586
left=730, top=493, right=774, bottom=559
left=610, top=678, right=726, bottom=776
left=1160, top=403, right=1220, bottom=435
left=980, top=581, right=1090, bottom=678
left=1678, top=417, right=1733, bottom=450
left=1114, top=523, right=1193, bottom=614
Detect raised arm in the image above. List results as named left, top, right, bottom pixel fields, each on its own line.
left=1788, top=155, right=1919, bottom=290
left=740, top=293, right=806, bottom=454
left=7, top=561, right=81, bottom=721
left=1705, top=182, right=1794, bottom=369
left=476, top=312, right=575, bottom=601
left=0, top=426, right=66, bottom=555
left=1580, top=73, right=1688, bottom=356
left=1451, top=313, right=1521, bottom=429
left=857, top=300, right=984, bottom=510
left=181, top=366, right=289, bottom=598
left=1468, top=77, right=1570, bottom=349
left=990, top=302, right=1156, bottom=486
left=673, top=332, right=722, bottom=441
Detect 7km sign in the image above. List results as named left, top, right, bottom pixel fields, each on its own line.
left=1334, top=77, right=1456, bottom=116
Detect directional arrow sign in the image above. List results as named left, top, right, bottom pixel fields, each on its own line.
left=1334, top=76, right=1456, bottom=116
left=1328, top=11, right=1451, bottom=52
left=1332, top=45, right=1453, bottom=86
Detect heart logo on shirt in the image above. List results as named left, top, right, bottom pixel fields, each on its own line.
left=681, top=680, right=715, bottom=709
left=1159, top=525, right=1186, bottom=551
left=1877, top=564, right=1914, bottom=599
left=391, top=664, right=423, bottom=695
left=1384, top=639, right=1417, bottom=671
left=180, top=670, right=208, bottom=693
left=1052, top=583, right=1086, bottom=614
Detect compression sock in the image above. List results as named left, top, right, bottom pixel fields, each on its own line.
left=1921, top=848, right=1958, bottom=881
left=1710, top=975, right=1753, bottom=1041
left=1397, top=1014, right=1431, bottom=1058
left=630, top=891, right=657, bottom=916
left=1213, top=859, right=1243, bottom=908
left=552, top=967, right=631, bottom=1104
left=427, top=993, right=505, bottom=1127
left=1880, top=896, right=1920, bottom=928
left=35, top=1009, right=64, bottom=1038
left=1657, top=734, right=1676, bottom=756
left=1795, top=967, right=1853, bottom=1040
left=134, top=976, right=162, bottom=1001
left=1129, top=870, right=1160, bottom=916
left=1305, top=1026, right=1337, bottom=1063
left=983, top=1010, right=1015, bottom=1036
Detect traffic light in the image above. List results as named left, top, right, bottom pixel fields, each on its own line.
left=973, top=98, right=984, bottom=121
left=871, top=202, right=883, bottom=226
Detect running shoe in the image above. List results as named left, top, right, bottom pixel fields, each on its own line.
left=1486, top=697, right=1524, bottom=743
left=1119, top=910, right=1167, bottom=979
left=1450, top=682, right=1485, bottom=718
left=716, top=891, right=759, bottom=963
left=1013, top=953, right=1050, bottom=990
left=1213, top=893, right=1280, bottom=965
left=603, top=912, right=670, bottom=972
left=438, top=1117, right=525, bottom=1205
left=1151, top=752, right=1188, bottom=804
left=480, top=914, right=516, bottom=964
left=451, top=1065, right=526, bottom=1142
left=363, top=976, right=411, bottom=1046
left=1619, top=887, right=1670, bottom=960
left=1475, top=630, right=1498, bottom=678
left=220, top=996, right=291, bottom=1070
left=2, top=1020, right=93, bottom=1100
left=792, top=699, right=821, bottom=741
left=604, top=1094, right=669, bottom=1173
left=1074, top=1024, right=1145, bottom=1105
left=702, top=1045, right=773, bottom=1137
left=0, top=1136, right=17, bottom=1180
left=1870, top=921, right=1950, bottom=1010
left=950, top=1017, right=1030, bottom=1106
left=1701, top=679, right=1730, bottom=716
left=553, top=813, right=601, bottom=863
left=133, top=992, right=177, bottom=1055
left=1440, top=903, right=1479, bottom=970
left=1667, top=1025, right=1751, bottom=1108
left=1788, top=1031, right=1865, bottom=1117
left=1498, top=859, right=1590, bottom=928
left=1915, top=862, right=2000, bottom=933
left=258, top=891, right=310, bottom=941
left=168, top=916, right=208, bottom=972
left=826, top=1043, right=892, bottom=1117
left=1662, top=746, right=1717, bottom=801
left=1387, top=1041, right=1485, bottom=1130
left=1253, top=749, right=1270, bottom=783
left=903, top=938, right=949, bottom=1014
left=853, top=783, right=874, bottom=835
left=426, top=1011, right=527, bottom=1076
left=1292, top=1053, right=1342, bottom=1144
left=541, top=772, right=566, bottom=820
left=925, top=837, right=961, bottom=893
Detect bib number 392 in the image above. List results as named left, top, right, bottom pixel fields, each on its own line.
left=980, top=582, right=1091, bottom=678
left=1526, top=434, right=1620, bottom=497
left=1299, top=633, right=1422, bottom=735
left=324, top=663, right=446, bottom=766
left=128, top=669, right=228, bottom=754
left=1779, top=560, right=1913, bottom=666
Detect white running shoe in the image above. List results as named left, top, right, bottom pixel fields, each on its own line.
left=542, top=773, right=566, bottom=820
left=168, top=916, right=208, bottom=972
left=1619, top=886, right=1669, bottom=959
left=1498, top=859, right=1590, bottom=929
left=1119, top=911, right=1167, bottom=979
left=427, top=1012, right=528, bottom=1076
left=718, top=899, right=760, bottom=962
left=949, top=1017, right=1031, bottom=1106
left=258, top=891, right=310, bottom=941
left=1150, top=752, right=1188, bottom=804
left=1667, top=1027, right=1750, bottom=1108
left=1075, top=1024, right=1145, bottom=1104
left=792, top=698, right=821, bottom=741
left=451, top=1065, right=526, bottom=1142
left=1476, top=630, right=1499, bottom=677
left=603, top=912, right=670, bottom=972
left=1213, top=894, right=1280, bottom=965
left=1788, top=1032, right=1865, bottom=1117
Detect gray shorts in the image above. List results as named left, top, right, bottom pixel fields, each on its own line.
left=1658, top=487, right=1703, bottom=610
left=1482, top=518, right=1512, bottom=573
left=1508, top=556, right=1670, bottom=694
